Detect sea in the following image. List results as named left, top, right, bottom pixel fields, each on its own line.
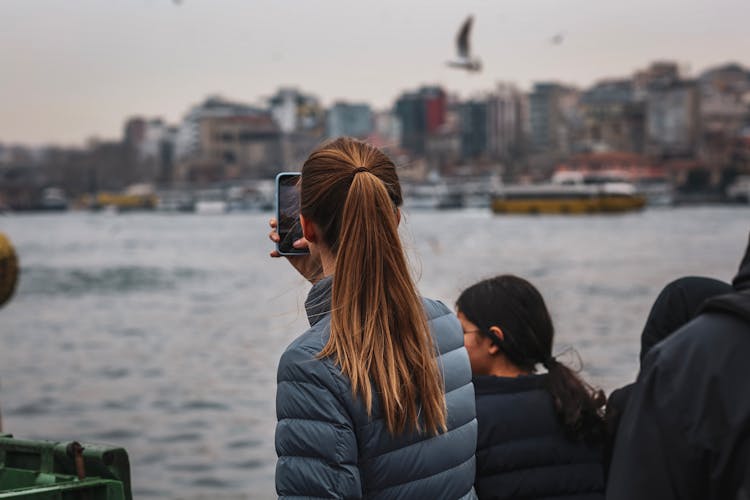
left=0, top=206, right=748, bottom=498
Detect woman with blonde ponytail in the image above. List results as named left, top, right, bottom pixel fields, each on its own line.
left=269, top=137, right=477, bottom=499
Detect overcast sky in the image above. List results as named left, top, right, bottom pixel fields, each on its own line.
left=2, top=0, right=749, bottom=146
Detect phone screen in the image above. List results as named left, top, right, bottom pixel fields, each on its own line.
left=275, top=172, right=308, bottom=255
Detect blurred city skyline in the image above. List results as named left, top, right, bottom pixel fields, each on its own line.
left=2, top=0, right=750, bottom=146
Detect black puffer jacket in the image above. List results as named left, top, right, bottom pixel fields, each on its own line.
left=473, top=374, right=604, bottom=500
left=607, top=233, right=750, bottom=500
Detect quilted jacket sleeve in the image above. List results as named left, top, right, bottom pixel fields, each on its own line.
left=275, top=344, right=362, bottom=499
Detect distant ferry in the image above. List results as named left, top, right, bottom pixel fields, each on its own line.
left=491, top=172, right=646, bottom=214
left=80, top=184, right=157, bottom=212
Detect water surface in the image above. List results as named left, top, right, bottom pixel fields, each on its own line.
left=0, top=207, right=747, bottom=498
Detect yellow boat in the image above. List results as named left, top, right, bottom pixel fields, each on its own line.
left=94, top=192, right=157, bottom=210
left=77, top=184, right=157, bottom=211
left=491, top=183, right=645, bottom=214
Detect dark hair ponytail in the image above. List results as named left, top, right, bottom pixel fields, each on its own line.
left=456, top=275, right=606, bottom=443
left=544, top=356, right=606, bottom=443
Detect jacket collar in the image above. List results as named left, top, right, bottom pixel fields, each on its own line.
left=732, top=232, right=750, bottom=291
left=701, top=233, right=750, bottom=323
left=305, top=275, right=333, bottom=327
left=472, top=373, right=548, bottom=395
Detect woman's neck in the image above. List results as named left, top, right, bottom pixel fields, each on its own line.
left=319, top=248, right=336, bottom=277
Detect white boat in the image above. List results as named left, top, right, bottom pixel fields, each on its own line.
left=402, top=184, right=441, bottom=210
left=636, top=179, right=674, bottom=207
left=727, top=176, right=750, bottom=203
left=195, top=200, right=228, bottom=214
left=39, top=187, right=68, bottom=211
left=554, top=168, right=674, bottom=207
left=156, top=191, right=194, bottom=212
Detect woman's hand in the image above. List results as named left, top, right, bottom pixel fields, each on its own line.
left=268, top=218, right=324, bottom=284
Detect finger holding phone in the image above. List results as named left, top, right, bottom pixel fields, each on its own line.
left=269, top=172, right=323, bottom=283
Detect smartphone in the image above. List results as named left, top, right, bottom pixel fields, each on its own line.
left=275, top=172, right=309, bottom=256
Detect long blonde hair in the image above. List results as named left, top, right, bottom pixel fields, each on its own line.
left=300, top=137, right=447, bottom=435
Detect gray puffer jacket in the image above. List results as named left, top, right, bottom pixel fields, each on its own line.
left=276, top=276, right=477, bottom=499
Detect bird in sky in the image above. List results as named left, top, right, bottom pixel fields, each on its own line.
left=550, top=32, right=565, bottom=45
left=446, top=16, right=482, bottom=73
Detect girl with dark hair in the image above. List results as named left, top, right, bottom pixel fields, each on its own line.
left=456, top=275, right=606, bottom=500
left=269, top=137, right=477, bottom=499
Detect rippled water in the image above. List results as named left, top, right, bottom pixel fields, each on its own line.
left=0, top=207, right=747, bottom=498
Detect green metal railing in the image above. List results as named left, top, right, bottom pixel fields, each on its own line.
left=0, top=435, right=131, bottom=499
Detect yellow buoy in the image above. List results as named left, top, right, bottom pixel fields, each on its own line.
left=0, top=232, right=19, bottom=308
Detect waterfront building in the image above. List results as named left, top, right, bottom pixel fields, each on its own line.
left=459, top=99, right=489, bottom=160
left=424, top=99, right=461, bottom=175
left=580, top=79, right=645, bottom=153
left=645, top=80, right=700, bottom=158
left=136, top=119, right=169, bottom=163
left=174, top=96, right=262, bottom=161
left=123, top=117, right=161, bottom=151
left=268, top=87, right=325, bottom=135
left=633, top=61, right=683, bottom=99
left=371, top=110, right=402, bottom=148
left=394, top=91, right=424, bottom=155
left=528, top=82, right=580, bottom=155
left=633, top=61, right=702, bottom=158
left=174, top=158, right=227, bottom=186
left=124, top=117, right=177, bottom=184
left=394, top=86, right=447, bottom=156
left=486, top=83, right=527, bottom=161
left=326, top=102, right=373, bottom=139
left=199, top=112, right=282, bottom=180
left=698, top=63, right=750, bottom=97
left=0, top=144, right=36, bottom=167
left=423, top=87, right=447, bottom=134
left=267, top=87, right=326, bottom=169
left=697, top=63, right=750, bottom=176
left=557, top=152, right=663, bottom=180
left=0, top=163, right=44, bottom=209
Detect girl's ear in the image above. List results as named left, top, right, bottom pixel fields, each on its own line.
left=299, top=214, right=316, bottom=243
left=488, top=326, right=504, bottom=355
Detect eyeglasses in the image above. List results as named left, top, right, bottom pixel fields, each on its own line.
left=463, top=328, right=503, bottom=348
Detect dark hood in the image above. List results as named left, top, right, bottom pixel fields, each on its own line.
left=640, top=276, right=732, bottom=363
left=700, top=232, right=750, bottom=323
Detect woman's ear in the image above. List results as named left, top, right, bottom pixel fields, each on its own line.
left=299, top=214, right=316, bottom=243
left=488, top=326, right=504, bottom=355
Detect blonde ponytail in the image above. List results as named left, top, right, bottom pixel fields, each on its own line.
left=301, top=138, right=447, bottom=435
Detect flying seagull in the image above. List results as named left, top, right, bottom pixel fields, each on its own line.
left=550, top=32, right=565, bottom=45
left=446, top=16, right=482, bottom=73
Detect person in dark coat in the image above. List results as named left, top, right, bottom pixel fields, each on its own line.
left=607, top=232, right=750, bottom=500
left=456, top=275, right=606, bottom=500
left=269, top=138, right=477, bottom=499
left=603, top=276, right=733, bottom=476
